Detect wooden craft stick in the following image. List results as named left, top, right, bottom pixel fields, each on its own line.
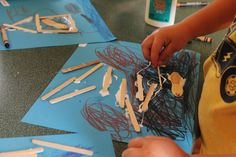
left=0, top=148, right=44, bottom=157
left=40, top=14, right=71, bottom=19
left=62, top=60, right=100, bottom=73
left=12, top=16, right=33, bottom=26
left=157, top=66, right=163, bottom=89
left=140, top=83, right=157, bottom=112
left=41, top=18, right=68, bottom=30
left=136, top=74, right=144, bottom=101
left=32, top=139, right=93, bottom=156
left=125, top=98, right=141, bottom=132
left=74, top=63, right=103, bottom=83
left=167, top=72, right=186, bottom=97
left=38, top=29, right=78, bottom=33
left=35, top=14, right=42, bottom=32
left=119, top=79, right=127, bottom=108
left=100, top=66, right=113, bottom=96
left=3, top=154, right=37, bottom=157
left=37, top=14, right=78, bottom=33
left=3, top=23, right=37, bottom=33
left=49, top=85, right=96, bottom=104
left=41, top=77, right=76, bottom=100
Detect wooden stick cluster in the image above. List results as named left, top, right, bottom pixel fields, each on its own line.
left=0, top=139, right=93, bottom=157
left=41, top=61, right=103, bottom=104
left=2, top=14, right=78, bottom=34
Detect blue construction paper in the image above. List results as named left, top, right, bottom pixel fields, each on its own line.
left=0, top=0, right=115, bottom=50
left=22, top=41, right=201, bottom=154
left=0, top=133, right=115, bottom=157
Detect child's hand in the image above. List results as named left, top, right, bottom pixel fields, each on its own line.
left=142, top=24, right=192, bottom=67
left=122, top=136, right=190, bottom=157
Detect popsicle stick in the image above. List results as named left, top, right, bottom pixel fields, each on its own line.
left=4, top=154, right=37, bottom=157
left=41, top=77, right=76, bottom=100
left=0, top=148, right=44, bottom=157
left=49, top=85, right=96, bottom=104
left=40, top=14, right=71, bottom=19
left=32, top=139, right=93, bottom=156
left=74, top=63, right=103, bottom=83
left=12, top=16, right=33, bottom=26
left=119, top=79, right=127, bottom=108
left=38, top=29, right=78, bottom=33
left=140, top=83, right=157, bottom=112
left=3, top=23, right=37, bottom=33
left=35, top=14, right=42, bottom=32
left=41, top=18, right=68, bottom=29
left=100, top=66, right=113, bottom=96
left=157, top=66, right=162, bottom=89
left=62, top=60, right=100, bottom=73
left=136, top=74, right=144, bottom=101
left=125, top=98, right=141, bottom=132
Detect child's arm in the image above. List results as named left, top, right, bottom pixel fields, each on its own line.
left=180, top=0, right=236, bottom=38
left=142, top=0, right=236, bottom=67
left=122, top=136, right=236, bottom=157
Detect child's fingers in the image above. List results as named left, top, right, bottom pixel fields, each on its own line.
left=122, top=148, right=142, bottom=157
left=141, top=35, right=154, bottom=61
left=151, top=37, right=165, bottom=67
left=158, top=44, right=176, bottom=65
left=128, top=137, right=146, bottom=148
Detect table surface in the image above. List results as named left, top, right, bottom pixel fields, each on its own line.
left=0, top=0, right=226, bottom=156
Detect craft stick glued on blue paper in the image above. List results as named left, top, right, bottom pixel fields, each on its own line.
left=0, top=133, right=115, bottom=157
left=22, top=41, right=201, bottom=154
left=0, top=0, right=115, bottom=50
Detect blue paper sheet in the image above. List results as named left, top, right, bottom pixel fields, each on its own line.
left=0, top=133, right=115, bottom=157
left=0, top=0, right=115, bottom=50
left=22, top=41, right=201, bottom=154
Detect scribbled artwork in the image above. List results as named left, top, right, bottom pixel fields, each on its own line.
left=0, top=0, right=115, bottom=50
left=94, top=43, right=198, bottom=140
left=0, top=133, right=115, bottom=157
left=22, top=41, right=200, bottom=153
left=82, top=101, right=133, bottom=141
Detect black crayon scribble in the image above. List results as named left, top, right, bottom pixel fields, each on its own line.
left=90, top=44, right=199, bottom=141
left=81, top=101, right=133, bottom=141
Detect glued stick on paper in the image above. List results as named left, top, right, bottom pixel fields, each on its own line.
left=32, top=139, right=93, bottom=156
left=167, top=72, right=186, bottom=97
left=125, top=98, right=141, bottom=132
left=99, top=66, right=113, bottom=96
left=49, top=85, right=96, bottom=104
left=0, top=148, right=44, bottom=157
left=41, top=19, right=68, bottom=30
left=36, top=14, right=78, bottom=33
left=157, top=66, right=163, bottom=89
left=136, top=74, right=144, bottom=101
left=41, top=77, right=76, bottom=100
left=12, top=16, right=33, bottom=26
left=3, top=24, right=37, bottom=33
left=74, top=63, right=103, bottom=83
left=115, top=79, right=127, bottom=108
left=35, top=14, right=41, bottom=32
left=139, top=83, right=157, bottom=112
left=62, top=60, right=100, bottom=73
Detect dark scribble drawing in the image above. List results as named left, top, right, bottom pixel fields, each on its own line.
left=87, top=43, right=200, bottom=141
left=96, top=45, right=146, bottom=101
left=81, top=101, right=133, bottom=141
